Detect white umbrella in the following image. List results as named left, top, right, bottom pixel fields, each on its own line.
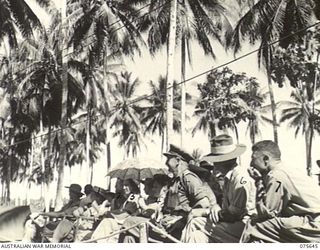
left=107, top=158, right=169, bottom=180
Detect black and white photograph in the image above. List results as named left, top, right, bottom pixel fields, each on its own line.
left=0, top=0, right=320, bottom=246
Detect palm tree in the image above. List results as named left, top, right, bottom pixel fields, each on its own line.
left=226, top=0, right=317, bottom=145
left=140, top=76, right=182, bottom=156
left=166, top=0, right=177, bottom=151
left=243, top=82, right=272, bottom=144
left=130, top=0, right=230, bottom=148
left=0, top=0, right=53, bottom=48
left=0, top=0, right=53, bottom=202
left=65, top=111, right=106, bottom=184
left=69, top=0, right=145, bottom=61
left=68, top=0, right=146, bottom=181
left=271, top=28, right=320, bottom=175
left=278, top=87, right=320, bottom=176
left=109, top=71, right=144, bottom=157
left=178, top=0, right=231, bottom=146
left=246, top=104, right=272, bottom=144
left=68, top=55, right=114, bottom=183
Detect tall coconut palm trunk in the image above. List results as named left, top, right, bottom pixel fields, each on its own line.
left=39, top=94, right=46, bottom=198
left=181, top=37, right=186, bottom=147
left=103, top=53, right=111, bottom=188
left=6, top=48, right=15, bottom=204
left=27, top=135, right=35, bottom=204
left=267, top=71, right=278, bottom=144
left=86, top=103, right=92, bottom=184
left=55, top=0, right=68, bottom=210
left=305, top=127, right=312, bottom=176
left=306, top=51, right=319, bottom=176
left=209, top=122, right=216, bottom=140
left=166, top=0, right=177, bottom=151
left=6, top=135, right=14, bottom=203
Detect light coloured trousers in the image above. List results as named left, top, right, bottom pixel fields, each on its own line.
left=240, top=215, right=320, bottom=243
left=181, top=217, right=245, bottom=243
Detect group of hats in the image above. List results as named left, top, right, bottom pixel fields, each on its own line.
left=66, top=183, right=112, bottom=199
left=164, top=134, right=246, bottom=172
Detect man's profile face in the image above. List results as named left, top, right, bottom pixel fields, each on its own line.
left=165, top=156, right=179, bottom=177
left=251, top=150, right=268, bottom=173
left=69, top=190, right=80, bottom=201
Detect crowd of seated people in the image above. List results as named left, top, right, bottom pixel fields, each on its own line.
left=22, top=134, right=320, bottom=243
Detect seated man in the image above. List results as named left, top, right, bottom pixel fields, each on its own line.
left=241, top=140, right=320, bottom=243
left=23, top=184, right=84, bottom=243
left=148, top=144, right=215, bottom=242
left=43, top=184, right=84, bottom=242
left=187, top=134, right=256, bottom=243
left=180, top=161, right=219, bottom=242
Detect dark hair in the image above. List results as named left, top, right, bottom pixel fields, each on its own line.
left=252, top=140, right=281, bottom=159
left=123, top=179, right=140, bottom=194
left=153, top=174, right=170, bottom=186
left=84, top=184, right=93, bottom=195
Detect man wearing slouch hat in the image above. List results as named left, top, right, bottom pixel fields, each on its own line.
left=187, top=134, right=256, bottom=243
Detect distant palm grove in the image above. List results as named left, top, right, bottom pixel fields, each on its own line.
left=0, top=0, right=320, bottom=209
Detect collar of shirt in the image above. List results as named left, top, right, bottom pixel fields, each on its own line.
left=224, top=164, right=239, bottom=181
left=225, top=169, right=233, bottom=180
left=265, top=161, right=283, bottom=177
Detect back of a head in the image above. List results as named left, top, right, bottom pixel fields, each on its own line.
left=153, top=174, right=170, bottom=187
left=252, top=140, right=281, bottom=160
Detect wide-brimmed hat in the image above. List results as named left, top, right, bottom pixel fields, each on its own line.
left=202, top=134, right=246, bottom=163
left=65, top=183, right=84, bottom=196
left=163, top=144, right=194, bottom=163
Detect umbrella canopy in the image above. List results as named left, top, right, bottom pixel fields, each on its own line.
left=107, top=158, right=169, bottom=180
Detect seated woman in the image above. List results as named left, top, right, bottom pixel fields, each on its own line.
left=90, top=179, right=141, bottom=243
left=119, top=175, right=169, bottom=243
left=73, top=186, right=113, bottom=242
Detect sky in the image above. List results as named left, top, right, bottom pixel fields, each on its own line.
left=11, top=0, right=320, bottom=201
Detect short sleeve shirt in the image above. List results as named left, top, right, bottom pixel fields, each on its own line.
left=260, top=164, right=320, bottom=217
left=222, top=166, right=257, bottom=220
left=164, top=169, right=216, bottom=213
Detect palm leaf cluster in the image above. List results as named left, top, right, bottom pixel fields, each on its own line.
left=226, top=0, right=315, bottom=65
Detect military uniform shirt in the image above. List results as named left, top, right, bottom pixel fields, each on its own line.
left=222, top=166, right=257, bottom=221
left=259, top=163, right=320, bottom=218
left=164, top=169, right=215, bottom=213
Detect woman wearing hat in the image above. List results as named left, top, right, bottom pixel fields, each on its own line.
left=119, top=175, right=170, bottom=243
left=186, top=134, right=256, bottom=243
left=90, top=179, right=142, bottom=243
